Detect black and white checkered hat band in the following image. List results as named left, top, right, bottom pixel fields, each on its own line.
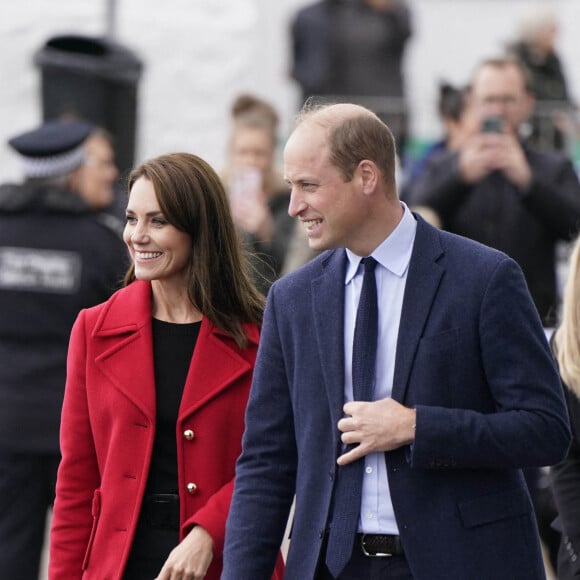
left=20, top=144, right=85, bottom=179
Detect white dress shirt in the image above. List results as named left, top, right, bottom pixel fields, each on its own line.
left=344, top=203, right=417, bottom=534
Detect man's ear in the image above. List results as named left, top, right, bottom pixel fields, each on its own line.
left=358, top=159, right=379, bottom=194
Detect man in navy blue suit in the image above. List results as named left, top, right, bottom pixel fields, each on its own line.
left=222, top=103, right=570, bottom=579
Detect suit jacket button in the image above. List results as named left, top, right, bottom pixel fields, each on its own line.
left=186, top=482, right=198, bottom=495
left=183, top=429, right=195, bottom=440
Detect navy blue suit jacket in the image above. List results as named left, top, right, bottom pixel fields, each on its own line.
left=223, top=215, right=570, bottom=579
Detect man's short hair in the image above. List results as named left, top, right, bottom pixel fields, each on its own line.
left=471, top=56, right=533, bottom=93
left=296, top=102, right=397, bottom=189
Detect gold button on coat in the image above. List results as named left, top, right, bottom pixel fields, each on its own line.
left=183, top=429, right=194, bottom=440
left=186, top=482, right=198, bottom=495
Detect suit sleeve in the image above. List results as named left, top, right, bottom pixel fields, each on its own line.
left=410, top=257, right=571, bottom=470
left=190, top=478, right=285, bottom=580
left=49, top=310, right=100, bottom=579
left=222, top=285, right=297, bottom=579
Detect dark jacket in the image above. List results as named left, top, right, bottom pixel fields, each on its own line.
left=291, top=0, right=412, bottom=99
left=406, top=146, right=580, bottom=326
left=550, top=333, right=580, bottom=579
left=0, top=182, right=128, bottom=452
left=223, top=215, right=570, bottom=579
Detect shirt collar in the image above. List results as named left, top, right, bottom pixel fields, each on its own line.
left=345, top=203, right=417, bottom=284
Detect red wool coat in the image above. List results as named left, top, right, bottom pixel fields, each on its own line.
left=49, top=280, right=284, bottom=579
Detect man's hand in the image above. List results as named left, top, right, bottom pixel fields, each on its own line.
left=489, top=132, right=532, bottom=190
left=230, top=190, right=274, bottom=242
left=336, top=397, right=416, bottom=465
left=459, top=133, right=531, bottom=190
left=155, top=525, right=214, bottom=580
left=458, top=135, right=496, bottom=183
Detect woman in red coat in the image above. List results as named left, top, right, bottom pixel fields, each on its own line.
left=49, top=152, right=284, bottom=579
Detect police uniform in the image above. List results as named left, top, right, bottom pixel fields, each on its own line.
left=0, top=120, right=128, bottom=579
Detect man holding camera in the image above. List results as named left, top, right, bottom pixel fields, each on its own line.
left=407, top=57, right=580, bottom=328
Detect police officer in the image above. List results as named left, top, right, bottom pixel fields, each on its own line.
left=0, top=119, right=128, bottom=579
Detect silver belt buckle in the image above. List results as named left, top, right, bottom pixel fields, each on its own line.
left=360, top=533, right=393, bottom=558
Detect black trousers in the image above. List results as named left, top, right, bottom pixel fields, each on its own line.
left=123, top=509, right=179, bottom=579
left=0, top=450, right=60, bottom=580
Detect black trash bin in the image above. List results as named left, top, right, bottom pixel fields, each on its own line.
left=34, top=34, right=143, bottom=179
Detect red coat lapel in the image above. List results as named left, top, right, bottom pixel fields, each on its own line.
left=92, top=280, right=156, bottom=421
left=90, top=280, right=259, bottom=422
left=179, top=320, right=259, bottom=420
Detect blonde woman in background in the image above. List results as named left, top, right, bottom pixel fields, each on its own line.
left=222, top=94, right=294, bottom=294
left=551, top=235, right=580, bottom=579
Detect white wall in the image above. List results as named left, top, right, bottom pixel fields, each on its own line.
left=1, top=0, right=579, bottom=184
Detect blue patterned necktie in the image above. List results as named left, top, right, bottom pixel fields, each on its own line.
left=325, top=257, right=378, bottom=577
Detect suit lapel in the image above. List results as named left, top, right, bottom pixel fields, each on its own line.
left=312, top=250, right=347, bottom=430
left=93, top=281, right=156, bottom=420
left=392, top=217, right=444, bottom=402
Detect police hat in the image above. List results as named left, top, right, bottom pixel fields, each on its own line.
left=8, top=119, right=94, bottom=179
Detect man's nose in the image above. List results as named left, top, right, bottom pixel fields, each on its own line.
left=288, top=189, right=306, bottom=217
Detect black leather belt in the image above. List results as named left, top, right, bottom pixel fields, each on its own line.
left=356, top=534, right=404, bottom=557
left=143, top=493, right=180, bottom=530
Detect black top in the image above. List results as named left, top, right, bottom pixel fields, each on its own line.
left=124, top=319, right=201, bottom=578
left=550, top=334, right=580, bottom=579
left=147, top=318, right=201, bottom=494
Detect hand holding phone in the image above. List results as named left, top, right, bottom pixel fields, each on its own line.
left=230, top=166, right=263, bottom=210
left=229, top=167, right=273, bottom=239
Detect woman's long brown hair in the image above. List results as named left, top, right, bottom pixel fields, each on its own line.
left=125, top=152, right=265, bottom=348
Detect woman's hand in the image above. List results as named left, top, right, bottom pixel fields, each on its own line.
left=155, top=525, right=214, bottom=580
